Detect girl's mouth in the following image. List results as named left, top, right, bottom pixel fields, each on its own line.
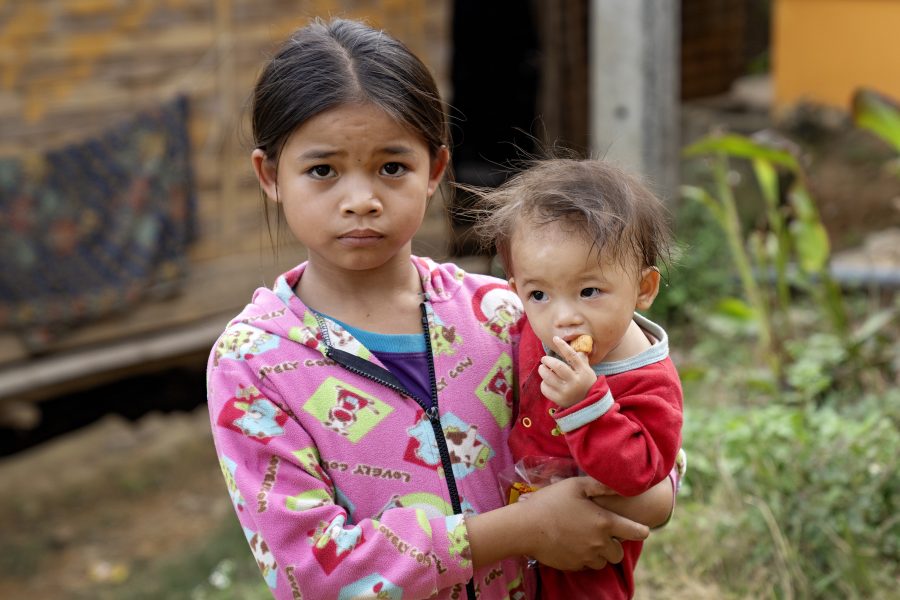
left=338, top=229, right=383, bottom=246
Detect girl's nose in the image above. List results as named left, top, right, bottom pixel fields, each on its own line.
left=341, top=177, right=382, bottom=215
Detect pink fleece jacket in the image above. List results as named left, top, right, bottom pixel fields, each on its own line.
left=207, top=257, right=529, bottom=600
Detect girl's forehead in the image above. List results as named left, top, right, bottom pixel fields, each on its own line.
left=301, top=103, right=398, bottom=133
left=282, top=102, right=428, bottom=153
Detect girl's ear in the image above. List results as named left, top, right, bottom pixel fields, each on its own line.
left=508, top=277, right=518, bottom=295
left=636, top=267, right=661, bottom=311
left=251, top=149, right=279, bottom=202
left=427, top=146, right=450, bottom=197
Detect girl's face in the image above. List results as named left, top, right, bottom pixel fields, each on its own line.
left=252, top=103, right=448, bottom=275
left=508, top=220, right=659, bottom=364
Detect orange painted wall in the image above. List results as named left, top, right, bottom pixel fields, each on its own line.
left=773, top=0, right=900, bottom=111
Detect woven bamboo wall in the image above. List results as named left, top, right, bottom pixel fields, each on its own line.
left=0, top=0, right=452, bottom=262
left=0, top=0, right=453, bottom=369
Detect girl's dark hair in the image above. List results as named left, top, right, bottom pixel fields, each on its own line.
left=251, top=18, right=450, bottom=165
left=472, top=158, right=672, bottom=275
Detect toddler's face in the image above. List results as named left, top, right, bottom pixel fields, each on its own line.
left=508, top=221, right=656, bottom=364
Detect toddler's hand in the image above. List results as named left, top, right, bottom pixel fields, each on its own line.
left=538, top=336, right=598, bottom=408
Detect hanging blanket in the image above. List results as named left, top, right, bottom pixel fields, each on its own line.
left=0, top=95, right=196, bottom=348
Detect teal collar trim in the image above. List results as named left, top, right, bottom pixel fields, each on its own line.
left=313, top=311, right=426, bottom=354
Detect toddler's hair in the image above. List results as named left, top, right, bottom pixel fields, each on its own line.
left=473, top=158, right=671, bottom=275
left=250, top=18, right=449, bottom=167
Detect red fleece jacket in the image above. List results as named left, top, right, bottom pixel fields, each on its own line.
left=509, top=315, right=683, bottom=599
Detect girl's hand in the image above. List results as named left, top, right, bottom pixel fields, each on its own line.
left=520, top=476, right=649, bottom=571
left=538, top=336, right=597, bottom=408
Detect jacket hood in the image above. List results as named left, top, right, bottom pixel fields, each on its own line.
left=229, top=256, right=467, bottom=354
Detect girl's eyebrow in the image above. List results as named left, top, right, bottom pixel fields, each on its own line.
left=378, top=145, right=415, bottom=156
left=297, top=148, right=341, bottom=160
left=296, top=145, right=414, bottom=160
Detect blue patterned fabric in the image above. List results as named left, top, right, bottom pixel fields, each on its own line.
left=0, top=96, right=196, bottom=346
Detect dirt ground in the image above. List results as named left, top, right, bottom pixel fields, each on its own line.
left=1, top=97, right=898, bottom=600
left=0, top=401, right=234, bottom=599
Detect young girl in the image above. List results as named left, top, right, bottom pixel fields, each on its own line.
left=474, top=158, right=685, bottom=599
left=206, top=18, right=671, bottom=600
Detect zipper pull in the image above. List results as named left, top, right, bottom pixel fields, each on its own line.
left=426, top=406, right=440, bottom=421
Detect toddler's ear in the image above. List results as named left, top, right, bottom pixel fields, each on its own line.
left=636, top=267, right=661, bottom=311
left=508, top=277, right=518, bottom=295
left=251, top=149, right=279, bottom=202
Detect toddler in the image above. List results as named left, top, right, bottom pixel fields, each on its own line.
left=476, top=158, right=684, bottom=599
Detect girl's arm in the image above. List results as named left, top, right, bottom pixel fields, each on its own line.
left=466, top=476, right=650, bottom=571
left=208, top=349, right=481, bottom=599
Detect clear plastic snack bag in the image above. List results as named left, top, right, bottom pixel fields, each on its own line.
left=498, top=455, right=581, bottom=505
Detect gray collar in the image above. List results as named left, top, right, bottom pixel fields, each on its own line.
left=543, top=312, right=669, bottom=376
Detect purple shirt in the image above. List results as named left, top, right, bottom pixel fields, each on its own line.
left=321, top=315, right=433, bottom=409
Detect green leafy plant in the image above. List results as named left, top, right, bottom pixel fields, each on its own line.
left=674, top=399, right=900, bottom=599
left=852, top=88, right=900, bottom=182
left=851, top=88, right=900, bottom=154
left=681, top=133, right=847, bottom=386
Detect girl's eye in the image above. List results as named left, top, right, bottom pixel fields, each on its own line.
left=580, top=287, right=601, bottom=299
left=528, top=290, right=547, bottom=302
left=381, top=162, right=406, bottom=176
left=308, top=165, right=335, bottom=179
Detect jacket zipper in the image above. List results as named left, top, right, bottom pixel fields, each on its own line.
left=418, top=303, right=465, bottom=514
left=319, top=305, right=476, bottom=600
left=420, top=302, right=478, bottom=600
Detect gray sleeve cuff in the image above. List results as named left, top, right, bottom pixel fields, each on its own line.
left=555, top=390, right=614, bottom=433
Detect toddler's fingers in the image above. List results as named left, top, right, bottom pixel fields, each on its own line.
left=551, top=336, right=577, bottom=361
left=552, top=336, right=589, bottom=367
left=540, top=354, right=569, bottom=371
left=538, top=358, right=568, bottom=382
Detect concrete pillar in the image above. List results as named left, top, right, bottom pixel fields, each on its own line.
left=589, top=0, right=680, bottom=200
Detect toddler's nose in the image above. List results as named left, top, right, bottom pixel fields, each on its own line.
left=553, top=302, right=584, bottom=330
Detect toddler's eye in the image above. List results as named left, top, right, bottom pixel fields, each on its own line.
left=308, top=165, right=335, bottom=179
left=580, top=287, right=601, bottom=299
left=528, top=290, right=547, bottom=302
left=381, top=162, right=407, bottom=176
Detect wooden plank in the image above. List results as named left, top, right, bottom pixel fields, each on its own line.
left=0, top=317, right=226, bottom=405
left=0, top=246, right=305, bottom=365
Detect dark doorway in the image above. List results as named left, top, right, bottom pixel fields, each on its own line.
left=448, top=0, right=590, bottom=257
left=448, top=0, right=541, bottom=255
